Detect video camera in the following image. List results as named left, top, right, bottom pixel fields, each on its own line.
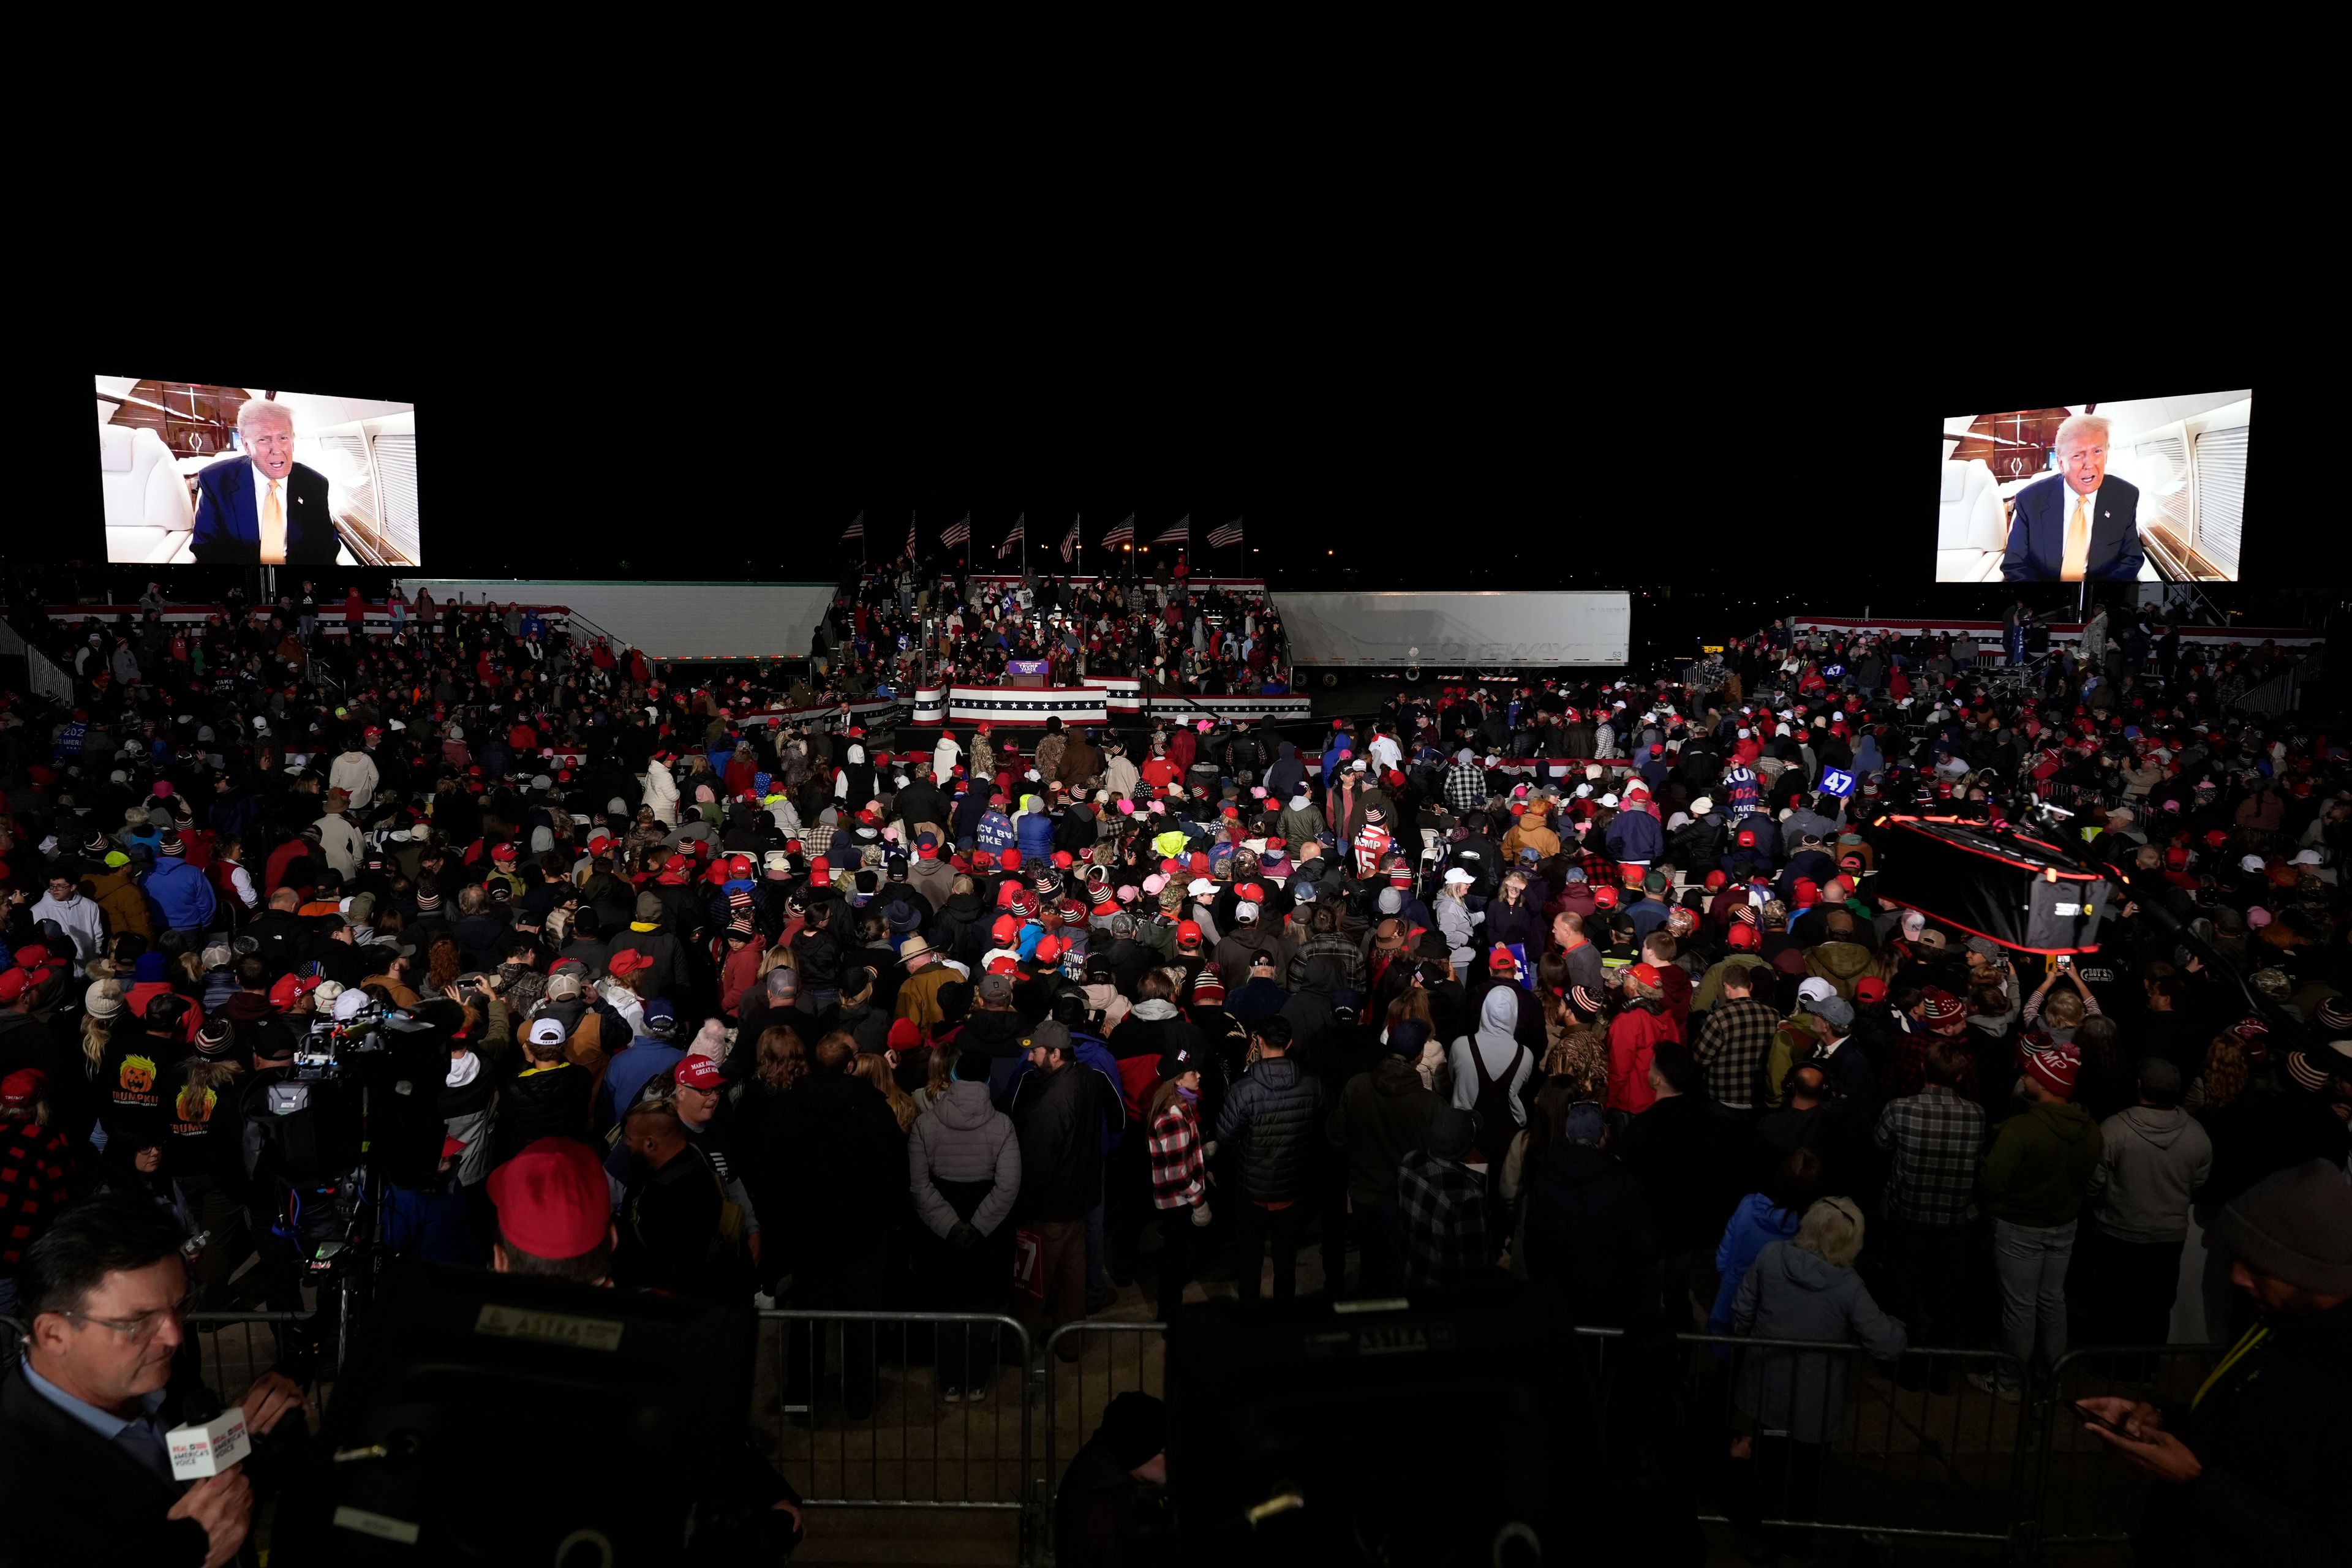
left=289, top=1001, right=437, bottom=1080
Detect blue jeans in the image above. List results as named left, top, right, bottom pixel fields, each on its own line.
left=1992, top=1218, right=2075, bottom=1388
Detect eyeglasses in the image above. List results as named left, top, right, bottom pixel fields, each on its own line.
left=61, top=1295, right=192, bottom=1343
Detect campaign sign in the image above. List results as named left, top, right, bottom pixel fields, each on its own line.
left=1819, top=767, right=1856, bottom=799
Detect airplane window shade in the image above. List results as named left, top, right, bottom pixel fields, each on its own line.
left=2134, top=436, right=2191, bottom=536
left=2192, top=426, right=2247, bottom=577
left=375, top=433, right=420, bottom=565
left=316, top=434, right=376, bottom=521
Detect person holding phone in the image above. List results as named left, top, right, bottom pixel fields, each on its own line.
left=2076, top=1160, right=2352, bottom=1564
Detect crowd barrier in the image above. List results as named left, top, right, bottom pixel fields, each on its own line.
left=0, top=1309, right=316, bottom=1410
left=0, top=1302, right=2223, bottom=1563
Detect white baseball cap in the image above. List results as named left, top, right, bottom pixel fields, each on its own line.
left=1796, top=977, right=1838, bottom=1006
left=1442, top=868, right=1474, bottom=885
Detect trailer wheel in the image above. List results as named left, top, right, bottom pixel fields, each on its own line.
left=1403, top=665, right=1422, bottom=684
left=1320, top=672, right=1340, bottom=689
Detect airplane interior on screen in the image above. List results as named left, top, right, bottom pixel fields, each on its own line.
left=1936, top=390, right=2250, bottom=584
left=95, top=377, right=419, bottom=567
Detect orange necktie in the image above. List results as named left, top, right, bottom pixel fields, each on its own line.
left=2060, top=491, right=2090, bottom=582
left=260, top=479, right=287, bottom=565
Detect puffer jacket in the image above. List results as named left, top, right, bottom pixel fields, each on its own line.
left=1327, top=1054, right=1439, bottom=1206
left=1015, top=804, right=1055, bottom=865
left=909, top=1079, right=1022, bottom=1239
left=1215, top=1055, right=1327, bottom=1204
left=1733, top=1242, right=1909, bottom=1442
left=2085, top=1105, right=2212, bottom=1243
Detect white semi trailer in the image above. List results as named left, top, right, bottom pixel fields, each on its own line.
left=1275, top=590, right=1631, bottom=682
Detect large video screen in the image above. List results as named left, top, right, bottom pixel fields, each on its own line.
left=94, top=378, right=420, bottom=567
left=1934, top=390, right=2251, bottom=584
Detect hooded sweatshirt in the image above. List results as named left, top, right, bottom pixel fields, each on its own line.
left=2084, top=1104, right=2213, bottom=1243
left=1981, top=1095, right=2103, bottom=1227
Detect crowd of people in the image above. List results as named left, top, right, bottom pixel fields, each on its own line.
left=0, top=573, right=2346, bottom=1564
left=821, top=559, right=1289, bottom=698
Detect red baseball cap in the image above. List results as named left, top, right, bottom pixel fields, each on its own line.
left=608, top=949, right=655, bottom=978
left=1000, top=848, right=1022, bottom=870
left=485, top=1137, right=612, bottom=1259
left=1726, top=922, right=1760, bottom=950
left=1175, top=921, right=1205, bottom=948
left=1856, top=976, right=1890, bottom=1005
left=674, top=1055, right=725, bottom=1092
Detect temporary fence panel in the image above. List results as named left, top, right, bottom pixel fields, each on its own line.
left=186, top=1311, right=321, bottom=1414
left=2027, top=1342, right=2220, bottom=1553
left=1679, top=1334, right=2026, bottom=1546
left=755, top=1309, right=1035, bottom=1537
left=1041, top=1321, right=1167, bottom=1567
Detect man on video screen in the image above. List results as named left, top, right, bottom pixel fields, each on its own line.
left=189, top=399, right=341, bottom=565
left=2000, top=413, right=2143, bottom=582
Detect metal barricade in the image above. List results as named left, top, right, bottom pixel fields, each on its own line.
left=1041, top=1320, right=1166, bottom=1566
left=185, top=1311, right=317, bottom=1412
left=2025, top=1342, right=2220, bottom=1555
left=3, top=1311, right=316, bottom=1409
left=754, top=1308, right=1035, bottom=1551
left=1681, top=1333, right=2024, bottom=1548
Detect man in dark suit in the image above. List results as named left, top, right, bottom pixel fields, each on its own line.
left=2001, top=413, right=2144, bottom=582
left=0, top=1196, right=312, bottom=1566
left=189, top=399, right=342, bottom=565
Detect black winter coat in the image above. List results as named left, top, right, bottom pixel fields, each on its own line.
left=1524, top=1143, right=1658, bottom=1327
left=1010, top=1059, right=1117, bottom=1223
left=1215, top=1055, right=1327, bottom=1204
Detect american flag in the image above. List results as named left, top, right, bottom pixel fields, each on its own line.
left=1207, top=518, right=1245, bottom=548
left=906, top=515, right=918, bottom=558
left=1058, top=516, right=1080, bottom=562
left=1152, top=514, right=1191, bottom=545
left=998, top=513, right=1025, bottom=559
left=840, top=512, right=864, bottom=541
left=940, top=514, right=971, bottom=546
left=1099, top=514, right=1136, bottom=547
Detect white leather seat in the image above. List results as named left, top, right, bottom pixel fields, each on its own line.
left=99, top=424, right=195, bottom=564
left=1936, top=458, right=2008, bottom=581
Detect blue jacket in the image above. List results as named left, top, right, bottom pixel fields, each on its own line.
left=1016, top=811, right=1055, bottom=864
left=977, top=811, right=1017, bottom=852
left=145, top=858, right=217, bottom=932
left=1709, top=1192, right=1802, bottom=1337
left=1605, top=807, right=1663, bottom=864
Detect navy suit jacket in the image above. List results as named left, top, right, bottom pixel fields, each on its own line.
left=2000, top=473, right=2143, bottom=582
left=189, top=456, right=342, bottom=565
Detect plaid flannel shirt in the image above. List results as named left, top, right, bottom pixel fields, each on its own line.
left=1693, top=996, right=1781, bottom=1108
left=1444, top=762, right=1488, bottom=815
left=1397, top=1150, right=1491, bottom=1285
left=1874, top=1085, right=1985, bottom=1225
left=1149, top=1098, right=1207, bottom=1210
